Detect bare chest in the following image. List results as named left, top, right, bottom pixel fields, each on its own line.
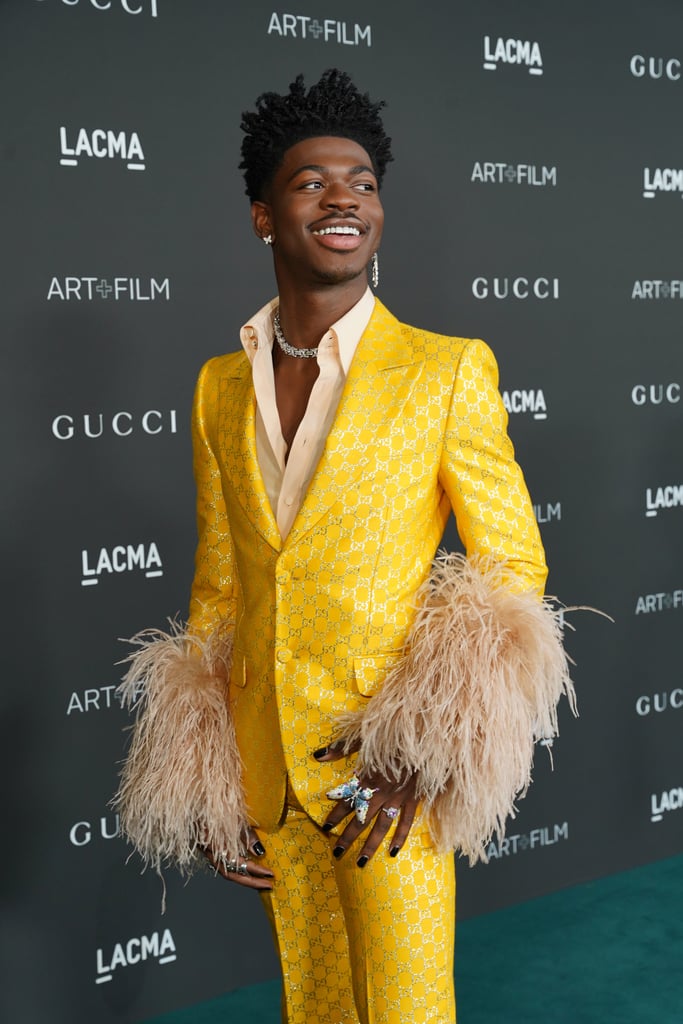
left=273, top=361, right=320, bottom=457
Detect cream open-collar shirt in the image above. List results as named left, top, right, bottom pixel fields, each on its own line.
left=240, top=288, right=376, bottom=540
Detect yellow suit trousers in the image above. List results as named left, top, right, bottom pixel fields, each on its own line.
left=259, top=789, right=456, bottom=1024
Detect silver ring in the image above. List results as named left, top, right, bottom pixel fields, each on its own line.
left=383, top=806, right=400, bottom=820
left=225, top=858, right=238, bottom=873
left=237, top=859, right=249, bottom=876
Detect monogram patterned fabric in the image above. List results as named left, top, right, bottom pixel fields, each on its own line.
left=187, top=300, right=546, bottom=833
left=260, top=793, right=456, bottom=1024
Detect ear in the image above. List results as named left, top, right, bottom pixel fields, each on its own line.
left=251, top=201, right=273, bottom=243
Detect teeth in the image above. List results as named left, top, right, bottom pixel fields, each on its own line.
left=313, top=226, right=361, bottom=236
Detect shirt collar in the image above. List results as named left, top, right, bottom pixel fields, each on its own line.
left=240, top=288, right=375, bottom=375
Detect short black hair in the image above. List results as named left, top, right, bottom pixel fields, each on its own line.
left=239, top=68, right=393, bottom=202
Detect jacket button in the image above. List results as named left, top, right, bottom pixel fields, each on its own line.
left=277, top=649, right=292, bottom=663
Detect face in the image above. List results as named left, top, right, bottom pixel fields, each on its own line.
left=252, top=136, right=384, bottom=287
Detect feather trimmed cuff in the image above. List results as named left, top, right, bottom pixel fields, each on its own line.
left=112, top=620, right=248, bottom=875
left=336, top=552, right=577, bottom=865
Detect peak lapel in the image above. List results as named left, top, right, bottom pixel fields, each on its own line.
left=284, top=301, right=424, bottom=548
left=218, top=360, right=281, bottom=552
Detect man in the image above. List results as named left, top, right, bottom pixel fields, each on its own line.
left=115, top=70, right=574, bottom=1024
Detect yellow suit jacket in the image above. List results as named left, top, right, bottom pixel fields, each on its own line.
left=187, top=299, right=547, bottom=833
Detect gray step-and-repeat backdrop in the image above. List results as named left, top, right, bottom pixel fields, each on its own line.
left=2, top=1, right=681, bottom=1021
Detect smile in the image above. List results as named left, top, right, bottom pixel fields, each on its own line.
left=312, top=226, right=362, bottom=236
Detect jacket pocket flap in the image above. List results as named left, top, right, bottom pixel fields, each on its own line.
left=230, top=652, right=247, bottom=688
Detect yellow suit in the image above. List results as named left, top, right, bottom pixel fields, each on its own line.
left=116, top=298, right=575, bottom=1024
left=187, top=298, right=547, bottom=833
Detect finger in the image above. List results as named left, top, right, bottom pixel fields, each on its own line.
left=388, top=799, right=418, bottom=858
left=321, top=795, right=357, bottom=833
left=223, top=872, right=274, bottom=891
left=202, top=847, right=274, bottom=880
left=203, top=851, right=274, bottom=890
left=355, top=806, right=396, bottom=866
left=330, top=802, right=377, bottom=860
left=322, top=780, right=382, bottom=833
left=245, top=826, right=266, bottom=857
left=313, top=740, right=357, bottom=762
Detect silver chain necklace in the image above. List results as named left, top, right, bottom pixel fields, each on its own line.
left=273, top=310, right=319, bottom=359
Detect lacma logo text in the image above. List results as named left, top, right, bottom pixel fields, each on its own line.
left=502, top=389, right=547, bottom=419
left=642, top=167, right=683, bottom=198
left=96, top=929, right=176, bottom=985
left=81, top=542, right=163, bottom=585
left=483, top=36, right=543, bottom=75
left=650, top=788, right=683, bottom=823
left=59, top=127, right=145, bottom=170
left=645, top=485, right=683, bottom=517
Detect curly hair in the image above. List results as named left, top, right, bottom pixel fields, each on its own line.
left=239, top=68, right=393, bottom=202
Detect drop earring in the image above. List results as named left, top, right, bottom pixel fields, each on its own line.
left=370, top=252, right=379, bottom=288
left=262, top=234, right=273, bottom=245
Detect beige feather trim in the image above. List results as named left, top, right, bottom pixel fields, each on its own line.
left=112, top=620, right=247, bottom=876
left=336, top=552, right=578, bottom=864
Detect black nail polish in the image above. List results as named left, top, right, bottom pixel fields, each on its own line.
left=333, top=845, right=345, bottom=859
left=253, top=841, right=265, bottom=857
left=390, top=846, right=400, bottom=857
left=357, top=855, right=369, bottom=868
left=313, top=746, right=329, bottom=759
left=322, top=822, right=333, bottom=833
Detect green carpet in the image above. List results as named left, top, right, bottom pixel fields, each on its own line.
left=146, top=854, right=683, bottom=1023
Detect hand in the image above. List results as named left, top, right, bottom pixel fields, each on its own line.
left=315, top=744, right=419, bottom=866
left=200, top=827, right=274, bottom=891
